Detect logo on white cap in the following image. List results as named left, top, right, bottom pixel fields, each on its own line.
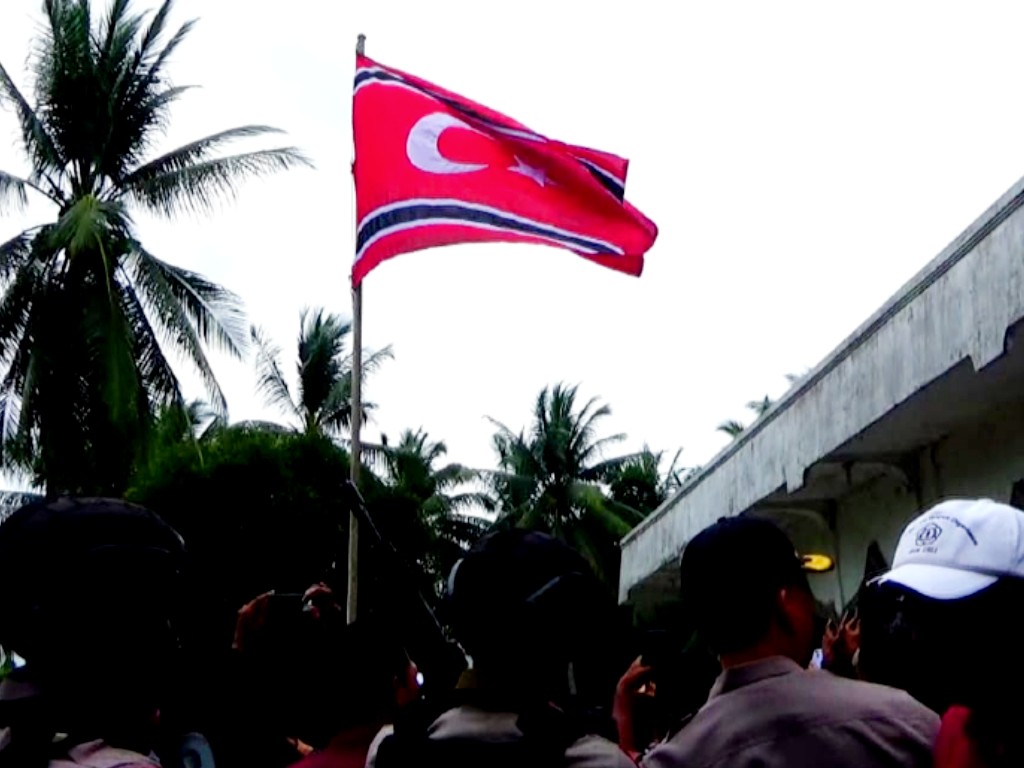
left=878, top=498, right=1024, bottom=600
left=914, top=522, right=943, bottom=548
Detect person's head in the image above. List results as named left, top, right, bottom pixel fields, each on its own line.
left=444, top=529, right=608, bottom=701
left=680, top=516, right=818, bottom=667
left=261, top=606, right=416, bottom=746
left=0, top=497, right=186, bottom=750
left=874, top=498, right=1024, bottom=712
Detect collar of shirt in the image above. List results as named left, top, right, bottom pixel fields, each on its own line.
left=709, top=656, right=802, bottom=699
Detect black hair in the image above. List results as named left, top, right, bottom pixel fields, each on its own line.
left=254, top=611, right=412, bottom=748
left=680, top=517, right=811, bottom=656
left=0, top=498, right=187, bottom=767
left=927, top=579, right=1024, bottom=767
left=855, top=581, right=921, bottom=694
left=444, top=530, right=610, bottom=701
left=697, top=570, right=811, bottom=655
left=859, top=574, right=1024, bottom=765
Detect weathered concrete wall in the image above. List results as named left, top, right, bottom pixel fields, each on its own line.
left=830, top=398, right=1024, bottom=603
left=622, top=173, right=1024, bottom=603
left=831, top=475, right=918, bottom=607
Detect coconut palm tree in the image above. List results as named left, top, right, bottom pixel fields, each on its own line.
left=608, top=446, right=693, bottom=515
left=251, top=307, right=392, bottom=438
left=719, top=395, right=776, bottom=442
left=485, top=383, right=644, bottom=581
left=717, top=419, right=746, bottom=439
left=151, top=397, right=223, bottom=444
left=0, top=0, right=308, bottom=494
left=373, top=428, right=491, bottom=595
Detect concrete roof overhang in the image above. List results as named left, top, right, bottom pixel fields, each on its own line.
left=620, top=173, right=1024, bottom=606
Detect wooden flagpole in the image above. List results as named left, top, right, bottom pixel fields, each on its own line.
left=347, top=32, right=367, bottom=625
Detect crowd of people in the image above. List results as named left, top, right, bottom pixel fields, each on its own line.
left=0, top=493, right=1018, bottom=767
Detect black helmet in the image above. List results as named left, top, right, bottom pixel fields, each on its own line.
left=0, top=496, right=186, bottom=655
left=444, top=529, right=606, bottom=660
left=0, top=501, right=189, bottom=768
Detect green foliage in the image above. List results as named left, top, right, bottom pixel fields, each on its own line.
left=0, top=0, right=308, bottom=494
left=608, top=446, right=692, bottom=515
left=370, top=428, right=491, bottom=597
left=251, top=308, right=392, bottom=438
left=485, top=383, right=647, bottom=583
left=127, top=425, right=351, bottom=646
left=716, top=419, right=743, bottom=438
left=747, top=395, right=774, bottom=418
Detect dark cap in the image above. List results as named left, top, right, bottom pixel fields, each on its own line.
left=680, top=516, right=812, bottom=652
left=445, top=529, right=604, bottom=653
left=0, top=497, right=186, bottom=652
left=448, top=528, right=595, bottom=608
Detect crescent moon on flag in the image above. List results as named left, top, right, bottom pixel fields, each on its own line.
left=406, top=112, right=489, bottom=175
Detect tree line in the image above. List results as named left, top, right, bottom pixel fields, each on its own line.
left=137, top=304, right=691, bottom=592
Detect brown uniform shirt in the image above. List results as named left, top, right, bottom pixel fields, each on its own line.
left=364, top=705, right=634, bottom=768
left=643, top=656, right=938, bottom=768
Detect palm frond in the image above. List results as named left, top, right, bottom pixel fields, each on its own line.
left=0, top=340, right=36, bottom=475
left=433, top=462, right=476, bottom=488
left=579, top=451, right=647, bottom=483
left=319, top=391, right=380, bottom=434
left=663, top=447, right=684, bottom=478
left=445, top=493, right=496, bottom=516
left=0, top=61, right=65, bottom=184
left=118, top=272, right=182, bottom=408
left=570, top=483, right=633, bottom=538
left=35, top=0, right=98, bottom=188
left=436, top=513, right=491, bottom=544
left=137, top=4, right=195, bottom=81
left=718, top=419, right=745, bottom=438
left=122, top=147, right=312, bottom=216
left=0, top=230, right=39, bottom=284
left=340, top=343, right=394, bottom=378
left=347, top=438, right=389, bottom=467
left=566, top=519, right=609, bottom=583
left=297, top=308, right=350, bottom=419
left=601, top=495, right=648, bottom=529
left=0, top=256, right=47, bottom=367
left=49, top=195, right=128, bottom=259
left=747, top=395, right=773, bottom=418
left=0, top=172, right=30, bottom=211
left=517, top=503, right=549, bottom=533
left=250, top=326, right=299, bottom=421
left=129, top=244, right=246, bottom=357
left=577, top=432, right=628, bottom=467
left=118, top=125, right=286, bottom=187
left=120, top=252, right=221, bottom=410
left=0, top=308, right=35, bottom=460
left=99, top=0, right=137, bottom=56
left=80, top=272, right=142, bottom=429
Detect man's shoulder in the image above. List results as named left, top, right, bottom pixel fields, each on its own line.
left=565, top=734, right=635, bottom=768
left=644, top=670, right=938, bottom=765
left=383, top=705, right=632, bottom=768
left=49, top=740, right=161, bottom=768
left=801, top=671, right=937, bottom=720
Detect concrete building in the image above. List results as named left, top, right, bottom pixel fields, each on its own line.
left=620, top=174, right=1024, bottom=616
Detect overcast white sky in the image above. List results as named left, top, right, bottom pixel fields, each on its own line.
left=3, top=0, right=1024, bottom=486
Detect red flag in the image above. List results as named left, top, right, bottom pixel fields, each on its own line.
left=352, top=54, right=658, bottom=286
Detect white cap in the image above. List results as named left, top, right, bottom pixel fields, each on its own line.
left=878, top=499, right=1024, bottom=600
